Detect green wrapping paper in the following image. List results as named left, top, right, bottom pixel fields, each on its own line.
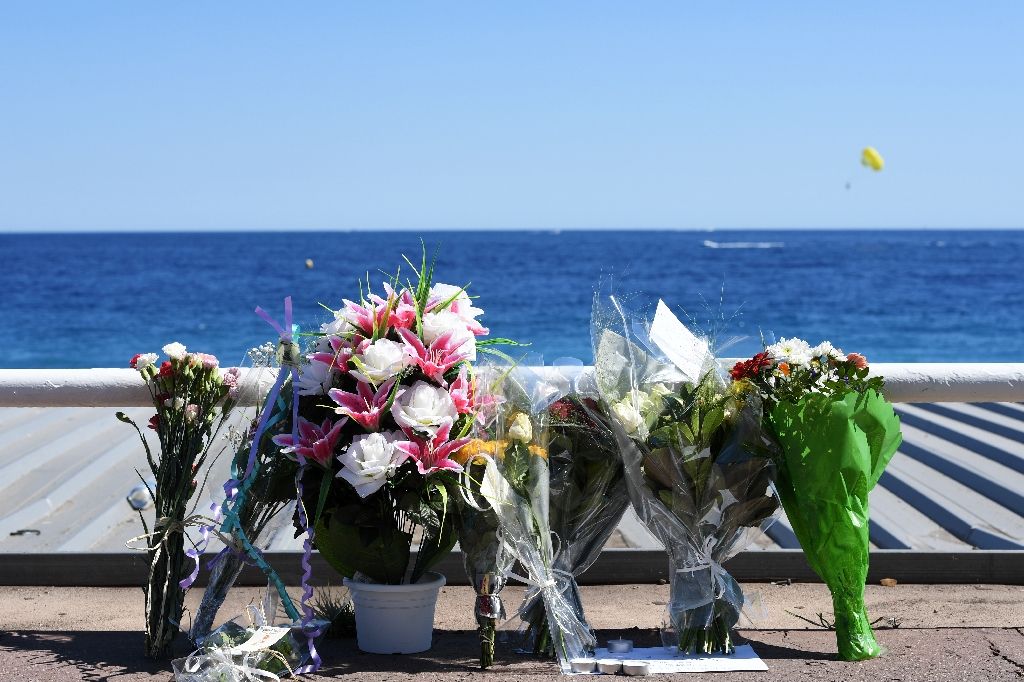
left=768, top=389, right=902, bottom=661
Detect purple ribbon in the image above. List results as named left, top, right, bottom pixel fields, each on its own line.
left=257, top=298, right=322, bottom=673
left=179, top=501, right=223, bottom=589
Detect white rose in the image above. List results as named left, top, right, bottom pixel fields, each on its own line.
left=391, top=380, right=458, bottom=436
left=351, top=338, right=410, bottom=384
left=611, top=399, right=646, bottom=438
left=337, top=431, right=403, bottom=498
left=162, top=342, right=187, bottom=360
left=508, top=413, right=533, bottom=443
left=420, top=310, right=477, bottom=360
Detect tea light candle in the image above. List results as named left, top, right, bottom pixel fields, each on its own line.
left=606, top=638, right=633, bottom=653
left=597, top=659, right=623, bottom=675
left=622, top=661, right=650, bottom=676
left=570, top=658, right=598, bottom=674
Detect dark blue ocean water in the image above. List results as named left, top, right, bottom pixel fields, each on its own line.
left=2, top=230, right=1022, bottom=368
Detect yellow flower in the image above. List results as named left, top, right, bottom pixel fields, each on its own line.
left=452, top=438, right=502, bottom=466
left=451, top=438, right=548, bottom=465
left=527, top=444, right=548, bottom=460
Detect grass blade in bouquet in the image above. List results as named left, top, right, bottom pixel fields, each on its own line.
left=513, top=366, right=630, bottom=658
left=591, top=295, right=780, bottom=656
left=469, top=364, right=598, bottom=673
left=731, top=341, right=902, bottom=660
left=118, top=344, right=243, bottom=659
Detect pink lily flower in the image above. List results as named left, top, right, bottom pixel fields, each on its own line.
left=329, top=378, right=396, bottom=431
left=449, top=366, right=473, bottom=414
left=342, top=298, right=391, bottom=336
left=310, top=335, right=355, bottom=373
left=394, top=420, right=467, bottom=475
left=272, top=416, right=347, bottom=467
left=397, top=327, right=468, bottom=386
left=383, top=283, right=418, bottom=329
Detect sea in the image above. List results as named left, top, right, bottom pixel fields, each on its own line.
left=2, top=230, right=1022, bottom=368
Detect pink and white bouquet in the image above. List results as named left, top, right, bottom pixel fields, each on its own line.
left=278, top=256, right=500, bottom=593
left=118, top=344, right=241, bottom=658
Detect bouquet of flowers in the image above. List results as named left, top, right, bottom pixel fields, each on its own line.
left=118, top=344, right=241, bottom=658
left=174, top=605, right=327, bottom=681
left=189, top=399, right=299, bottom=643
left=275, top=253, right=498, bottom=587
left=467, top=366, right=597, bottom=673
left=591, top=296, right=780, bottom=656
left=730, top=338, right=902, bottom=660
left=453, top=444, right=515, bottom=668
left=515, top=385, right=629, bottom=658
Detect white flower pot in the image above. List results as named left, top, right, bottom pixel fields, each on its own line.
left=343, top=572, right=446, bottom=654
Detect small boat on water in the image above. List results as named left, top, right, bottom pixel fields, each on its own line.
left=702, top=239, right=785, bottom=249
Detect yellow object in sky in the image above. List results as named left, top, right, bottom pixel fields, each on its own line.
left=305, top=258, right=314, bottom=269
left=861, top=146, right=884, bottom=171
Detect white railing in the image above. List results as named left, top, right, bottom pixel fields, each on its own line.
left=1, top=364, right=1023, bottom=407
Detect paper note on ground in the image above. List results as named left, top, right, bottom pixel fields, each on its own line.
left=648, top=300, right=710, bottom=383
left=227, top=626, right=291, bottom=654
left=592, top=644, right=767, bottom=674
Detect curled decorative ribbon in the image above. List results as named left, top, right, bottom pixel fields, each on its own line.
left=175, top=643, right=294, bottom=682
left=179, top=502, right=225, bottom=589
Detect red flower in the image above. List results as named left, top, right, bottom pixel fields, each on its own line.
left=147, top=414, right=160, bottom=430
left=549, top=400, right=573, bottom=421
left=129, top=354, right=141, bottom=368
left=730, top=352, right=773, bottom=380
left=158, top=361, right=174, bottom=378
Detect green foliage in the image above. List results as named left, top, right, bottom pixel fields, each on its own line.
left=502, top=441, right=533, bottom=498
left=314, top=514, right=413, bottom=584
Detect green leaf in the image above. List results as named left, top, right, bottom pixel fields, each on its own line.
left=432, top=481, right=449, bottom=538
left=478, top=346, right=524, bottom=365
left=313, top=467, right=333, bottom=531
left=477, top=338, right=530, bottom=348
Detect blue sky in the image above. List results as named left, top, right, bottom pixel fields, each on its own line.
left=1, top=2, right=1022, bottom=231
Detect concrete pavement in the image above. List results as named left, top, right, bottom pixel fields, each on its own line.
left=2, top=583, right=1023, bottom=680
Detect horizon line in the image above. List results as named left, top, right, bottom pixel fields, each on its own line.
left=3, top=226, right=1024, bottom=236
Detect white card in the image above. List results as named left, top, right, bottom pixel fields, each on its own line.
left=591, top=644, right=768, bottom=674
left=648, top=300, right=710, bottom=383
left=226, top=626, right=291, bottom=654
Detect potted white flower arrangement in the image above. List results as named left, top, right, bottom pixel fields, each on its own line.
left=271, top=252, right=508, bottom=654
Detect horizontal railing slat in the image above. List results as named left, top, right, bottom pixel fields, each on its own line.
left=1, top=550, right=1021, bottom=586
left=2, top=364, right=1024, bottom=406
